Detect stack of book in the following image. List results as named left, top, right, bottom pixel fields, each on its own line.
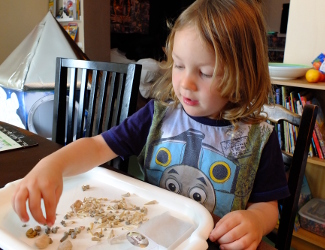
left=274, top=86, right=325, bottom=159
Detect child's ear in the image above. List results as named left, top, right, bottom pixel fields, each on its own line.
left=162, top=47, right=167, bottom=55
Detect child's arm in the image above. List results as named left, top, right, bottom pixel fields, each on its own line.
left=11, top=135, right=117, bottom=227
left=209, top=201, right=278, bottom=250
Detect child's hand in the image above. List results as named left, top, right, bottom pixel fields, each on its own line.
left=209, top=201, right=278, bottom=250
left=11, top=135, right=116, bottom=227
left=11, top=159, right=63, bottom=227
left=209, top=210, right=264, bottom=250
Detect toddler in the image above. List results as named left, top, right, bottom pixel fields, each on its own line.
left=12, top=0, right=289, bottom=249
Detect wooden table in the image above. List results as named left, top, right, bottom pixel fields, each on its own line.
left=0, top=121, right=62, bottom=188
left=0, top=121, right=276, bottom=250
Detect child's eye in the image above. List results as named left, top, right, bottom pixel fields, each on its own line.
left=201, top=72, right=212, bottom=78
left=174, top=64, right=184, bottom=69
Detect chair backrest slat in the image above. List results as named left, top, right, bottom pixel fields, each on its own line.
left=112, top=73, right=125, bottom=127
left=103, top=72, right=117, bottom=130
left=76, top=68, right=88, bottom=139
left=93, top=71, right=109, bottom=135
left=263, top=103, right=318, bottom=250
left=52, top=57, right=142, bottom=171
left=67, top=67, right=77, bottom=144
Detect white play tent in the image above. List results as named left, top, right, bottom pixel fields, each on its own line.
left=0, top=12, right=87, bottom=138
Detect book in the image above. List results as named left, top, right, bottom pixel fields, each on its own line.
left=63, top=22, right=78, bottom=41
left=286, top=101, right=295, bottom=153
left=48, top=0, right=57, bottom=16
left=310, top=97, right=325, bottom=158
left=275, top=87, right=282, bottom=148
left=281, top=86, right=289, bottom=152
left=68, top=22, right=78, bottom=41
left=0, top=123, right=38, bottom=152
left=75, top=0, right=81, bottom=20
left=289, top=90, right=299, bottom=140
left=300, top=95, right=324, bottom=159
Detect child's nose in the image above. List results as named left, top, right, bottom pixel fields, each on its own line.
left=181, top=74, right=197, bottom=91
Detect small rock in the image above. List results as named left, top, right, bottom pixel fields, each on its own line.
left=58, top=239, right=73, bottom=250
left=35, top=234, right=51, bottom=249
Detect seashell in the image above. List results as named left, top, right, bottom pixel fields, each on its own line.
left=58, top=239, right=73, bottom=250
left=35, top=234, right=51, bottom=249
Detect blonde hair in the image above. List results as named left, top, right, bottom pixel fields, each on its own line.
left=152, top=0, right=271, bottom=124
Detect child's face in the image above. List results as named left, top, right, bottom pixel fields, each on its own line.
left=172, top=26, right=228, bottom=119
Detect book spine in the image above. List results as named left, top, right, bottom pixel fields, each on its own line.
left=275, top=88, right=282, bottom=148
left=314, top=124, right=325, bottom=157
left=286, top=101, right=295, bottom=153
left=310, top=98, right=325, bottom=157
left=290, top=91, right=299, bottom=141
left=298, top=93, right=317, bottom=158
left=312, top=130, right=323, bottom=159
left=288, top=97, right=298, bottom=143
left=305, top=100, right=324, bottom=159
left=281, top=86, right=289, bottom=152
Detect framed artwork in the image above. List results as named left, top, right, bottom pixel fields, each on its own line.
left=110, top=0, right=150, bottom=34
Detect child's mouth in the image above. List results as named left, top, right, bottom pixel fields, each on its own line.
left=183, top=97, right=199, bottom=106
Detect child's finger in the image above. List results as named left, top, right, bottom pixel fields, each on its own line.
left=43, top=187, right=62, bottom=227
left=28, top=189, right=47, bottom=225
left=209, top=215, right=237, bottom=242
left=11, top=187, right=30, bottom=223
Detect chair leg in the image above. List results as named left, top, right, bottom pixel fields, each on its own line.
left=110, top=157, right=129, bottom=173
left=266, top=231, right=277, bottom=245
left=119, top=158, right=129, bottom=173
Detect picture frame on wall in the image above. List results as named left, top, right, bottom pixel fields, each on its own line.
left=110, top=0, right=150, bottom=34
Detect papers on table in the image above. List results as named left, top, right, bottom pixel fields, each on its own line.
left=0, top=123, right=38, bottom=152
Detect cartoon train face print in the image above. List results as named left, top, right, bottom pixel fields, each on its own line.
left=144, top=128, right=240, bottom=217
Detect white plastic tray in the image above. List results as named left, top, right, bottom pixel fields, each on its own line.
left=0, top=167, right=213, bottom=250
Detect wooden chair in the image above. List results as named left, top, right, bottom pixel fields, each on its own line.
left=52, top=57, right=142, bottom=172
left=263, top=103, right=318, bottom=250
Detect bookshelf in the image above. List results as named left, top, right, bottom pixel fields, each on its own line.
left=272, top=78, right=325, bottom=91
left=291, top=227, right=325, bottom=250
left=49, top=0, right=110, bottom=61
left=272, top=77, right=325, bottom=249
left=273, top=224, right=325, bottom=250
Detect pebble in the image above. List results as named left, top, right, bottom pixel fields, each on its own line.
left=35, top=234, right=51, bottom=249
left=58, top=240, right=73, bottom=250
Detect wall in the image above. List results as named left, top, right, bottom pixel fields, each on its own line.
left=262, top=0, right=290, bottom=34
left=0, top=1, right=48, bottom=65
left=0, top=0, right=288, bottom=64
left=111, top=0, right=195, bottom=61
left=284, top=0, right=325, bottom=65
left=83, top=0, right=110, bottom=62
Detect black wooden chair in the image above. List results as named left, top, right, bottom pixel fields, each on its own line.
left=262, top=103, right=318, bottom=250
left=52, top=57, right=142, bottom=172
